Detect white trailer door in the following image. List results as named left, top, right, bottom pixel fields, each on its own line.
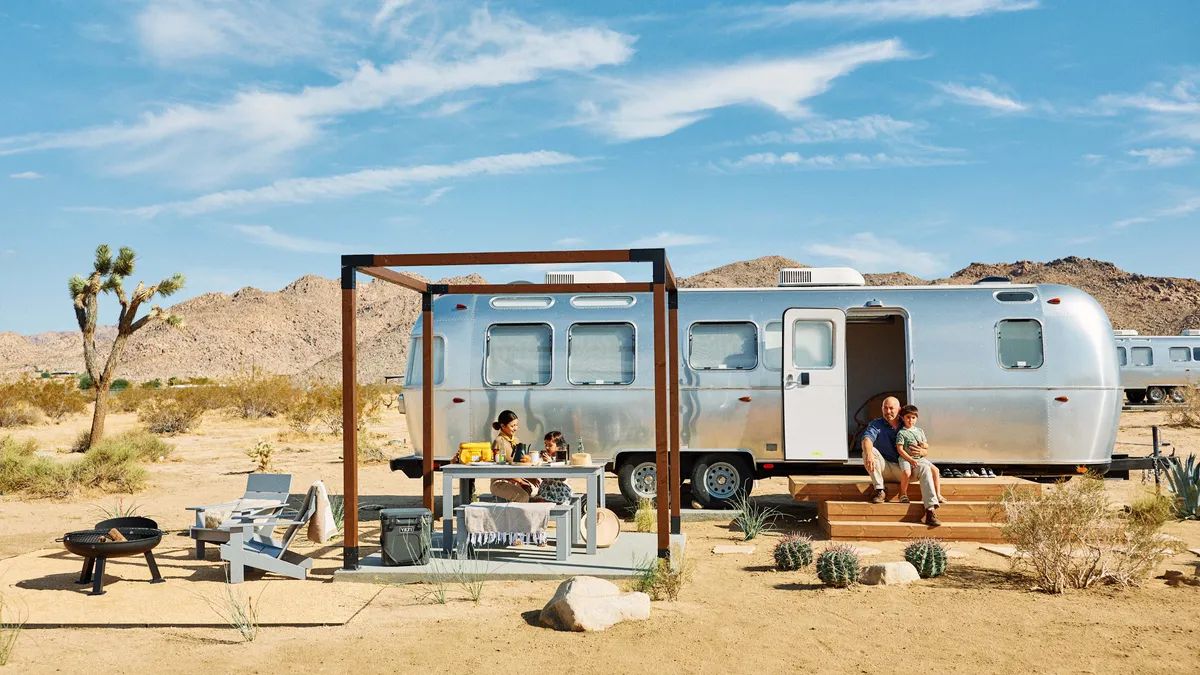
left=782, top=308, right=848, bottom=461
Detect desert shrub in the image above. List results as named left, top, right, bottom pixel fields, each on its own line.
left=1166, top=454, right=1200, bottom=519
left=1001, top=475, right=1184, bottom=593
left=141, top=379, right=162, bottom=390
left=113, top=385, right=158, bottom=413
left=634, top=497, right=655, bottom=533
left=78, top=374, right=93, bottom=390
left=139, top=393, right=205, bottom=434
left=225, top=367, right=297, bottom=419
left=111, top=378, right=131, bottom=392
left=1, top=437, right=73, bottom=497
left=1128, top=490, right=1175, bottom=527
left=630, top=544, right=691, bottom=601
left=0, top=431, right=166, bottom=497
left=357, top=438, right=387, bottom=465
left=246, top=438, right=276, bottom=473
left=730, top=493, right=780, bottom=541
left=25, top=377, right=88, bottom=421
left=96, top=429, right=173, bottom=463
left=302, top=382, right=388, bottom=436
left=286, top=387, right=324, bottom=433
left=1165, top=388, right=1200, bottom=428
left=0, top=402, right=39, bottom=429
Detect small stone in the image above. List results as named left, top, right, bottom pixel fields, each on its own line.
left=540, top=576, right=651, bottom=632
left=1188, top=548, right=1200, bottom=557
left=860, top=561, right=920, bottom=586
left=849, top=546, right=881, bottom=557
left=981, top=545, right=1019, bottom=558
left=945, top=549, right=968, bottom=559
left=712, top=545, right=756, bottom=555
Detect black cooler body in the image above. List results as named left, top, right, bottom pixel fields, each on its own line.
left=379, top=508, right=432, bottom=566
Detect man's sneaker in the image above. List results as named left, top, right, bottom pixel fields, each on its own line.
left=870, top=488, right=887, bottom=504
left=924, top=508, right=942, bottom=526
left=965, top=469, right=978, bottom=478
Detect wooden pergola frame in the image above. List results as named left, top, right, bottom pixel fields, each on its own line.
left=340, top=249, right=682, bottom=569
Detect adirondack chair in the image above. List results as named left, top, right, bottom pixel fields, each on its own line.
left=187, top=474, right=292, bottom=560
left=220, top=483, right=318, bottom=583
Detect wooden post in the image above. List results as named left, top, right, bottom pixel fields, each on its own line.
left=668, top=290, right=681, bottom=534
left=653, top=282, right=670, bottom=558
left=422, top=292, right=435, bottom=512
left=341, top=270, right=359, bottom=570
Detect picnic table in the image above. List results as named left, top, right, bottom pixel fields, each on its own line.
left=440, top=463, right=606, bottom=556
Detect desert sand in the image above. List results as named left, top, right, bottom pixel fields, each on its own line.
left=1, top=406, right=1198, bottom=675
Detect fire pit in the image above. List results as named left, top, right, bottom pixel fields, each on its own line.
left=59, top=524, right=165, bottom=596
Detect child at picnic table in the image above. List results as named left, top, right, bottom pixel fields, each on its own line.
left=895, top=405, right=948, bottom=504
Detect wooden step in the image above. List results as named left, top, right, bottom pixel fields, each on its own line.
left=819, top=500, right=1003, bottom=523
left=820, top=519, right=1009, bottom=543
left=790, top=476, right=1040, bottom=502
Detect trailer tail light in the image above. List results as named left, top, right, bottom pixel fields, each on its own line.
left=1054, top=396, right=1069, bottom=402
left=763, top=464, right=774, bottom=470
left=452, top=397, right=465, bottom=403
left=456, top=303, right=467, bottom=310
left=1076, top=465, right=1088, bottom=474
left=1047, top=298, right=1061, bottom=305
left=738, top=396, right=752, bottom=402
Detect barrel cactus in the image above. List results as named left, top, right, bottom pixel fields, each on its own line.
left=816, top=544, right=860, bottom=587
left=773, top=534, right=813, bottom=571
left=904, top=537, right=948, bottom=578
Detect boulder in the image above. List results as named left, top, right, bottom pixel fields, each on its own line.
left=860, top=561, right=921, bottom=586
left=539, top=576, right=651, bottom=632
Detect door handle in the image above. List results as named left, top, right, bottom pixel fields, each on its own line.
left=800, top=372, right=810, bottom=386
left=785, top=373, right=810, bottom=387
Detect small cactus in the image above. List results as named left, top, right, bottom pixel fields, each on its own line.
left=773, top=534, right=813, bottom=571
left=904, top=537, right=948, bottom=578
left=816, top=544, right=860, bottom=587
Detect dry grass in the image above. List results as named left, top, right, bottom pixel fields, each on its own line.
left=1000, top=475, right=1184, bottom=593
left=630, top=544, right=692, bottom=601
left=0, top=592, right=25, bottom=666
left=0, top=376, right=86, bottom=426
left=634, top=497, right=655, bottom=533
left=138, top=391, right=207, bottom=435
left=1165, top=387, right=1200, bottom=428
left=225, top=367, right=296, bottom=419
left=0, top=430, right=171, bottom=498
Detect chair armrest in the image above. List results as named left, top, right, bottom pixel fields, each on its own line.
left=226, top=518, right=304, bottom=531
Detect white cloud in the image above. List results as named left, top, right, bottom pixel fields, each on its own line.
left=232, top=224, right=348, bottom=253
left=807, top=232, right=941, bottom=277
left=556, top=237, right=586, bottom=246
left=1096, top=74, right=1200, bottom=144
left=1111, top=195, right=1200, bottom=229
left=0, top=9, right=633, bottom=185
left=630, top=232, right=717, bottom=247
left=131, top=150, right=583, bottom=217
left=421, top=100, right=480, bottom=118
left=372, top=0, right=414, bottom=29
left=741, top=0, right=1037, bottom=25
left=934, top=82, right=1028, bottom=112
left=1080, top=153, right=1104, bottom=165
left=582, top=39, right=910, bottom=140
left=746, top=115, right=919, bottom=145
left=721, top=151, right=962, bottom=170
left=1127, top=146, right=1195, bottom=168
left=9, top=171, right=42, bottom=179
left=421, top=186, right=453, bottom=205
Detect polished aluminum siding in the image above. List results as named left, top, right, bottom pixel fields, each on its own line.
left=1116, top=336, right=1200, bottom=390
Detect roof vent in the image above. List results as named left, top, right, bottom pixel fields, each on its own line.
left=544, top=271, right=627, bottom=285
left=1113, top=329, right=1140, bottom=336
left=778, top=267, right=865, bottom=287
left=1182, top=329, right=1200, bottom=337
left=974, top=276, right=1012, bottom=284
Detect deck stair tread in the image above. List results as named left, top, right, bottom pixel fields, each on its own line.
left=790, top=476, right=1040, bottom=502
left=819, top=500, right=1002, bottom=523
left=821, top=519, right=1008, bottom=543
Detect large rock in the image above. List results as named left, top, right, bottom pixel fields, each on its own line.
left=860, top=561, right=920, bottom=586
left=539, top=576, right=651, bottom=632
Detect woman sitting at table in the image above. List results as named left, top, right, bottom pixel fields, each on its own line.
left=489, top=410, right=539, bottom=503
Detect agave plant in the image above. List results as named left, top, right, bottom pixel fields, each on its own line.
left=1166, top=454, right=1200, bottom=519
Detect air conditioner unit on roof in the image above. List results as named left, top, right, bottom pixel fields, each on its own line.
left=778, top=267, right=865, bottom=287
left=1113, top=329, right=1140, bottom=336
left=544, top=270, right=627, bottom=284
left=1182, top=329, right=1200, bottom=337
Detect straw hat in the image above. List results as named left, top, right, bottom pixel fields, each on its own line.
left=580, top=507, right=620, bottom=548
left=568, top=453, right=593, bottom=467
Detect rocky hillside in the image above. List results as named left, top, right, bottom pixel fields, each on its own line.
left=3, top=256, right=1196, bottom=382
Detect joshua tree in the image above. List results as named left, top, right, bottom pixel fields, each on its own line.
left=70, top=245, right=185, bottom=449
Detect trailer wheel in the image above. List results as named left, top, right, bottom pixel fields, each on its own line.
left=1170, top=388, right=1187, bottom=403
left=617, top=457, right=659, bottom=504
left=1147, top=387, right=1167, bottom=405
left=690, top=454, right=753, bottom=510
left=1126, top=390, right=1146, bottom=405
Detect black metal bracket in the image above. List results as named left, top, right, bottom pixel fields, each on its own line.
left=668, top=289, right=679, bottom=310
left=340, top=254, right=375, bottom=268
left=421, top=292, right=434, bottom=311
left=343, top=546, right=360, bottom=571
left=428, top=283, right=449, bottom=295
left=630, top=248, right=667, bottom=285
left=670, top=515, right=680, bottom=535
left=341, top=266, right=357, bottom=290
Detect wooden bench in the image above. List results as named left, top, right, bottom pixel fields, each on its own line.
left=454, top=496, right=582, bottom=561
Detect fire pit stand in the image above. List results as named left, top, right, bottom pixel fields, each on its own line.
left=60, top=526, right=166, bottom=596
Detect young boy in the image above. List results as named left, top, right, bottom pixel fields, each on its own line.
left=895, top=405, right=947, bottom=504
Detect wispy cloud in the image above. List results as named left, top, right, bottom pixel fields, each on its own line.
left=746, top=115, right=920, bottom=145
left=581, top=39, right=911, bottom=140
left=934, top=82, right=1028, bottom=112
left=9, top=171, right=43, bottom=179
left=556, top=237, right=586, bottom=246
left=720, top=151, right=964, bottom=170
left=1127, top=146, right=1195, bottom=168
left=738, top=0, right=1037, bottom=26
left=0, top=9, right=632, bottom=186
left=420, top=100, right=480, bottom=118
left=232, top=224, right=349, bottom=254
left=1097, top=74, right=1200, bottom=144
left=421, top=186, right=454, bottom=205
left=1111, top=195, right=1200, bottom=229
left=129, top=150, right=583, bottom=217
left=807, top=232, right=941, bottom=277
left=630, top=232, right=717, bottom=247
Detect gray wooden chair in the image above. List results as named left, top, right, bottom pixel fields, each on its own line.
left=187, top=474, right=292, bottom=560
left=220, top=484, right=318, bottom=583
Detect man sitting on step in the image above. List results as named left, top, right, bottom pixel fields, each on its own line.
left=859, top=396, right=941, bottom=526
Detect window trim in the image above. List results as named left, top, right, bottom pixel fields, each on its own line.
left=484, top=322, right=554, bottom=387
left=687, top=320, right=760, bottom=371
left=1116, top=346, right=1127, bottom=368
left=489, top=296, right=554, bottom=310
left=763, top=321, right=783, bottom=372
left=1130, top=346, right=1154, bottom=368
left=789, top=319, right=837, bottom=371
left=566, top=321, right=637, bottom=386
left=993, top=290, right=1038, bottom=303
left=1194, top=347, right=1200, bottom=362
left=994, top=318, right=1045, bottom=371
left=406, top=334, right=447, bottom=386
left=569, top=295, right=637, bottom=309
left=1169, top=346, right=1191, bottom=363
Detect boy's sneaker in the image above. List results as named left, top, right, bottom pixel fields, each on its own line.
left=965, top=469, right=978, bottom=477
left=899, top=495, right=910, bottom=503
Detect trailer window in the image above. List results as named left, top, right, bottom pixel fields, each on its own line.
left=792, top=321, right=835, bottom=369
left=764, top=322, right=783, bottom=371
left=1195, top=347, right=1200, bottom=362
left=1117, top=346, right=1127, bottom=367
left=1131, top=347, right=1153, bottom=367
left=996, top=319, right=1043, bottom=369
left=689, top=322, right=758, bottom=370
left=1170, top=347, right=1191, bottom=362
left=568, top=323, right=635, bottom=385
left=405, top=336, right=445, bottom=385
left=486, top=324, right=552, bottom=386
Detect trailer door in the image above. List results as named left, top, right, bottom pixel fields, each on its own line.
left=782, top=308, right=848, bottom=461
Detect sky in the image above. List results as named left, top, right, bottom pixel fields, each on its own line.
left=1, top=0, right=1198, bottom=334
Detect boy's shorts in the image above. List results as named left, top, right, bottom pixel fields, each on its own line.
left=900, top=457, right=934, bottom=473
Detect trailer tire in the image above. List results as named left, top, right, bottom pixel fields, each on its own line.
left=1147, top=387, right=1167, bottom=405
left=690, top=454, right=753, bottom=510
left=1126, top=390, right=1146, bottom=405
left=1171, top=388, right=1187, bottom=403
left=617, top=457, right=659, bottom=504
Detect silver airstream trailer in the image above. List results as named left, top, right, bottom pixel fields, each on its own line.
left=1115, top=329, right=1200, bottom=404
left=392, top=268, right=1123, bottom=507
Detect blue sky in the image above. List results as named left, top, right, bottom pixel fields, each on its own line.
left=1, top=0, right=1198, bottom=333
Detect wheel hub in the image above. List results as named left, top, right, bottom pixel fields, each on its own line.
left=632, top=463, right=657, bottom=498
left=704, top=463, right=740, bottom=499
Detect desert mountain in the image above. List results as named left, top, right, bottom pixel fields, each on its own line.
left=3, top=256, right=1197, bottom=383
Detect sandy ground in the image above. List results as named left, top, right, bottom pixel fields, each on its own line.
left=2, top=406, right=1199, bottom=674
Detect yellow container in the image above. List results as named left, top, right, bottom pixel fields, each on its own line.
left=458, top=442, right=493, bottom=463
